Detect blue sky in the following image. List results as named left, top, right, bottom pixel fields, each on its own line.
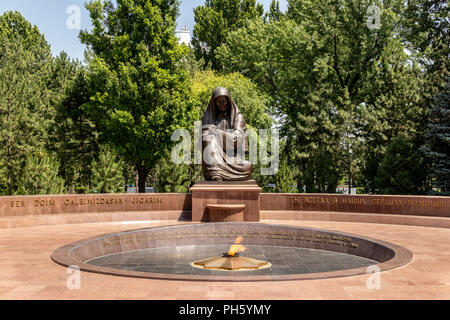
left=0, top=0, right=287, bottom=62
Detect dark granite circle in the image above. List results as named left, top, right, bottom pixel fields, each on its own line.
left=86, top=245, right=378, bottom=276
left=51, top=222, right=413, bottom=281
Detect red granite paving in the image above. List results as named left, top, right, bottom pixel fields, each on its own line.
left=0, top=219, right=448, bottom=299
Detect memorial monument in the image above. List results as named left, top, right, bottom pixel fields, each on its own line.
left=201, top=86, right=251, bottom=181
left=190, top=87, right=261, bottom=222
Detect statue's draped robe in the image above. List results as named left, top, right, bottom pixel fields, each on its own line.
left=201, top=87, right=251, bottom=181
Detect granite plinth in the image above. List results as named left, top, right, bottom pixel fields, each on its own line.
left=190, top=181, right=261, bottom=222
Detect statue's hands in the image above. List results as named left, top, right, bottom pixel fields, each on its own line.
left=211, top=125, right=221, bottom=135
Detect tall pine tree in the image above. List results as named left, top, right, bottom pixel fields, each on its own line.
left=423, top=77, right=450, bottom=194
left=51, top=62, right=101, bottom=193
left=0, top=11, right=54, bottom=195
left=15, top=149, right=65, bottom=195
left=91, top=146, right=126, bottom=193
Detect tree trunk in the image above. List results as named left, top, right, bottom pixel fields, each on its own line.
left=348, top=163, right=352, bottom=195
left=7, top=169, right=12, bottom=196
left=135, top=169, right=139, bottom=193
left=137, top=166, right=149, bottom=193
left=7, top=102, right=12, bottom=195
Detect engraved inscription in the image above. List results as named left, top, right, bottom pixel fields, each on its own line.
left=372, top=198, right=445, bottom=208
left=289, top=196, right=446, bottom=210
left=131, top=197, right=162, bottom=205
left=34, top=199, right=55, bottom=207
left=341, top=198, right=367, bottom=205
left=10, top=200, right=25, bottom=208
left=102, top=230, right=359, bottom=249
left=64, top=197, right=123, bottom=206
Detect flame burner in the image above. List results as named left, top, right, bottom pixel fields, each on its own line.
left=191, top=253, right=271, bottom=271
left=223, top=252, right=240, bottom=258
left=191, top=235, right=271, bottom=271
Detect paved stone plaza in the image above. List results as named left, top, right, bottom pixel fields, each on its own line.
left=0, top=219, right=448, bottom=299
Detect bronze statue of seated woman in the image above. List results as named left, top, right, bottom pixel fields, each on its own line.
left=201, top=87, right=252, bottom=181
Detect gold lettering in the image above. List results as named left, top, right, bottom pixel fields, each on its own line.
left=34, top=199, right=55, bottom=207
left=133, top=197, right=161, bottom=205
left=10, top=200, right=24, bottom=208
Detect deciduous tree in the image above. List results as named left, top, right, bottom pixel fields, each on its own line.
left=80, top=0, right=196, bottom=193
left=192, top=0, right=264, bottom=70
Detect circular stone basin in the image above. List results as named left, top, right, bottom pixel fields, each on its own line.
left=51, top=223, right=413, bottom=281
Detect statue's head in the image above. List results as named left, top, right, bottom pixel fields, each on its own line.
left=215, top=95, right=228, bottom=113
left=212, top=87, right=231, bottom=114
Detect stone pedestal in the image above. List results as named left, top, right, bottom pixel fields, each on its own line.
left=190, top=181, right=261, bottom=222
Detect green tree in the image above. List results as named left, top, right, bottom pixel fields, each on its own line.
left=337, top=108, right=364, bottom=194
left=183, top=47, right=208, bottom=78
left=0, top=11, right=54, bottom=195
left=401, top=0, right=449, bottom=76
left=359, top=40, right=428, bottom=192
left=91, top=146, right=126, bottom=193
left=375, top=134, right=428, bottom=194
left=15, top=149, right=65, bottom=195
left=155, top=156, right=193, bottom=193
left=192, top=0, right=264, bottom=70
left=422, top=77, right=450, bottom=194
left=0, top=158, right=6, bottom=194
left=274, top=158, right=298, bottom=193
left=264, top=0, right=284, bottom=23
left=52, top=63, right=101, bottom=193
left=217, top=0, right=430, bottom=193
left=217, top=16, right=346, bottom=191
left=80, top=0, right=196, bottom=193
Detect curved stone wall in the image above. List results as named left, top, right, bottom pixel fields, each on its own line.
left=260, top=193, right=450, bottom=217
left=0, top=192, right=449, bottom=228
left=0, top=193, right=190, bottom=216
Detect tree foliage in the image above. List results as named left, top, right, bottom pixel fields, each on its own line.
left=274, top=158, right=298, bottom=193
left=80, top=0, right=196, bottom=193
left=15, top=149, right=65, bottom=195
left=155, top=154, right=197, bottom=193
left=0, top=11, right=55, bottom=195
left=51, top=62, right=101, bottom=194
left=91, top=146, right=126, bottom=193
left=1, top=2, right=448, bottom=196
left=217, top=0, right=434, bottom=193
left=375, top=134, right=428, bottom=194
left=422, top=77, right=450, bottom=194
left=192, top=0, right=264, bottom=70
